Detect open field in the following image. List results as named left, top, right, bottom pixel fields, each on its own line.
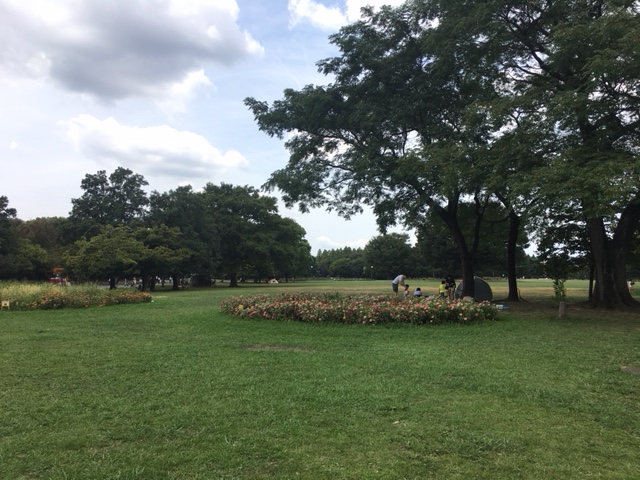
left=1, top=280, right=639, bottom=479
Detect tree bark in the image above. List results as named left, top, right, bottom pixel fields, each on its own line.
left=558, top=301, right=566, bottom=319
left=505, top=209, right=520, bottom=301
left=429, top=192, right=487, bottom=299
left=587, top=204, right=640, bottom=309
left=437, top=210, right=475, bottom=299
left=140, top=273, right=149, bottom=292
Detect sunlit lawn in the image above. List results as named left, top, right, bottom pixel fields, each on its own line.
left=1, top=279, right=639, bottom=479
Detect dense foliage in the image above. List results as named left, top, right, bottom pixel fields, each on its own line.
left=246, top=0, right=640, bottom=308
left=0, top=173, right=313, bottom=289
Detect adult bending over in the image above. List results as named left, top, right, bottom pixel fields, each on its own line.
left=391, top=274, right=406, bottom=295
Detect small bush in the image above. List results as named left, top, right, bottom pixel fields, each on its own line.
left=0, top=282, right=152, bottom=311
left=221, top=293, right=498, bottom=325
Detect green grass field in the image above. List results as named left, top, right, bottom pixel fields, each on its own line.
left=1, top=279, right=639, bottom=479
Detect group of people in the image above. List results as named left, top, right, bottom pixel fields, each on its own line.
left=391, top=274, right=457, bottom=301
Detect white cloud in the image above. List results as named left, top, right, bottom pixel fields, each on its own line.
left=288, top=0, right=346, bottom=30
left=316, top=235, right=369, bottom=249
left=0, top=0, right=264, bottom=100
left=65, top=114, right=248, bottom=181
left=0, top=1, right=403, bottom=253
left=154, top=69, right=214, bottom=114
left=288, top=0, right=407, bottom=30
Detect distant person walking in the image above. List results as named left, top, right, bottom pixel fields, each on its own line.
left=391, top=274, right=406, bottom=296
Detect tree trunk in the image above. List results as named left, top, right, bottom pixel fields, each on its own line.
left=109, top=277, right=117, bottom=290
left=505, top=209, right=520, bottom=301
left=229, top=272, right=239, bottom=288
left=434, top=198, right=478, bottom=299
left=588, top=217, right=616, bottom=308
left=457, top=247, right=475, bottom=299
left=587, top=206, right=640, bottom=309
left=558, top=301, right=566, bottom=319
left=171, top=273, right=180, bottom=291
left=140, top=273, right=148, bottom=292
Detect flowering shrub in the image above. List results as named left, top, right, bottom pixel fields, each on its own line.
left=0, top=282, right=152, bottom=311
left=221, top=293, right=499, bottom=325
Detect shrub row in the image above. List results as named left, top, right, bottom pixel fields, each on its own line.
left=0, top=283, right=152, bottom=311
left=221, top=292, right=499, bottom=325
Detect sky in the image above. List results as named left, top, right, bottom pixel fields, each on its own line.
left=0, top=0, right=410, bottom=255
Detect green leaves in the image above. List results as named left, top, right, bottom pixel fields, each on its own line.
left=70, top=167, right=149, bottom=226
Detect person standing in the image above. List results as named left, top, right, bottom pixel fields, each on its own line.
left=445, top=274, right=457, bottom=302
left=391, top=274, right=406, bottom=295
left=438, top=280, right=446, bottom=299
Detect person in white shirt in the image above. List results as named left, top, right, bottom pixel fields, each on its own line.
left=391, top=274, right=406, bottom=295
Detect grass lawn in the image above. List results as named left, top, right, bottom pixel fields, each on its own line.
left=1, top=279, right=639, bottom=479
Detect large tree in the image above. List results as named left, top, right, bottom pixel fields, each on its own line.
left=440, top=0, right=640, bottom=308
left=246, top=2, right=504, bottom=298
left=70, top=167, right=149, bottom=236
left=133, top=225, right=190, bottom=291
left=201, top=183, right=311, bottom=287
left=68, top=168, right=150, bottom=287
left=66, top=225, right=145, bottom=288
left=315, top=247, right=366, bottom=278
left=65, top=224, right=188, bottom=290
left=267, top=216, right=313, bottom=281
left=0, top=196, right=17, bottom=256
left=148, top=185, right=220, bottom=288
left=248, top=0, right=640, bottom=307
left=363, top=233, right=416, bottom=280
left=18, top=217, right=74, bottom=276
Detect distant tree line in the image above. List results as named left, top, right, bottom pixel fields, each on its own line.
left=0, top=168, right=313, bottom=289
left=315, top=232, right=543, bottom=281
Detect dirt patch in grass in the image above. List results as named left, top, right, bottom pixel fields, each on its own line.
left=621, top=365, right=640, bottom=374
left=245, top=344, right=315, bottom=352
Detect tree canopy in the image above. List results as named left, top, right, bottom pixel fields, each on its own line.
left=246, top=0, right=640, bottom=308
left=7, top=170, right=314, bottom=290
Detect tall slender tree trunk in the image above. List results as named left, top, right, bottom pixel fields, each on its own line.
left=588, top=217, right=616, bottom=308
left=442, top=214, right=476, bottom=299
left=505, top=209, right=520, bottom=301
left=140, top=273, right=149, bottom=292
left=424, top=190, right=484, bottom=299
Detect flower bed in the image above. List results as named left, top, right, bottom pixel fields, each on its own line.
left=221, top=292, right=499, bottom=325
left=0, top=282, right=152, bottom=311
